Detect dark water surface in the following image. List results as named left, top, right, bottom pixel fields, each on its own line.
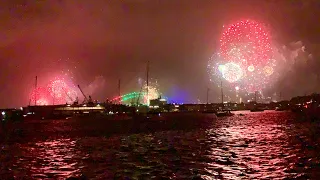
left=1, top=111, right=320, bottom=179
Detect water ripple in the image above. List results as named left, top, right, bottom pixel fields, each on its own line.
left=1, top=111, right=320, bottom=179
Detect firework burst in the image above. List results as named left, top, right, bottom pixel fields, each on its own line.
left=30, top=87, right=51, bottom=105
left=111, top=78, right=161, bottom=105
left=209, top=19, right=277, bottom=93
left=142, top=84, right=160, bottom=105
left=47, top=77, right=78, bottom=104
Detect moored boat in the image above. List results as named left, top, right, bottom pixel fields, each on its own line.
left=216, top=110, right=234, bottom=117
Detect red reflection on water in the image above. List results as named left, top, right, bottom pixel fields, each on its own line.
left=14, top=139, right=82, bottom=179
left=204, top=111, right=293, bottom=179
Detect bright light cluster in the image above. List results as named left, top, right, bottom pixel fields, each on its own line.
left=220, top=20, right=271, bottom=66
left=218, top=62, right=243, bottom=83
left=30, top=76, right=78, bottom=105
left=30, top=87, right=50, bottom=105
left=111, top=79, right=161, bottom=105
left=48, top=77, right=78, bottom=104
left=112, top=91, right=167, bottom=106
left=111, top=92, right=146, bottom=104
left=47, top=78, right=68, bottom=103
left=208, top=19, right=276, bottom=92
left=142, top=84, right=160, bottom=105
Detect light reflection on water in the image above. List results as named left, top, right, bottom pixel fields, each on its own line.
left=205, top=119, right=289, bottom=179
left=1, top=111, right=320, bottom=179
left=14, top=139, right=83, bottom=179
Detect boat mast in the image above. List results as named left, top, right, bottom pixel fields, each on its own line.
left=118, top=79, right=121, bottom=104
left=35, top=76, right=37, bottom=106
left=146, top=60, right=149, bottom=106
left=279, top=91, right=282, bottom=101
left=137, top=85, right=143, bottom=106
left=206, top=87, right=209, bottom=104
left=53, top=87, right=55, bottom=105
left=255, top=91, right=257, bottom=103
left=221, top=79, right=224, bottom=108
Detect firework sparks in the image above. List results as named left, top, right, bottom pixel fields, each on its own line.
left=219, top=62, right=243, bottom=83
left=48, top=77, right=68, bottom=104
left=47, top=77, right=78, bottom=104
left=30, top=87, right=51, bottom=105
left=142, top=84, right=159, bottom=105
left=208, top=19, right=277, bottom=93
left=111, top=78, right=161, bottom=105
left=220, top=20, right=272, bottom=66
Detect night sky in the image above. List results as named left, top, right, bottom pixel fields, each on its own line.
left=0, top=0, right=319, bottom=108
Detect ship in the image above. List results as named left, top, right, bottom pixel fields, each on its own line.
left=21, top=61, right=217, bottom=134
left=215, top=79, right=234, bottom=117
left=249, top=91, right=264, bottom=112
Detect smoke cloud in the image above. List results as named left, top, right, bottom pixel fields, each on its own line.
left=271, top=41, right=318, bottom=99
left=83, top=76, right=106, bottom=100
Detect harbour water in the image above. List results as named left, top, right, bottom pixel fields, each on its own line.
left=1, top=111, right=320, bottom=179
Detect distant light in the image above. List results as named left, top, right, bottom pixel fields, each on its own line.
left=67, top=104, right=71, bottom=107
left=160, top=99, right=166, bottom=101
left=248, top=65, right=255, bottom=72
left=218, top=64, right=226, bottom=73
left=1, top=111, right=5, bottom=116
left=96, top=104, right=100, bottom=107
left=20, top=107, right=23, bottom=110
left=83, top=104, right=87, bottom=107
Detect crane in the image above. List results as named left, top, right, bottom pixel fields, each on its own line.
left=63, top=88, right=73, bottom=103
left=78, top=85, right=88, bottom=104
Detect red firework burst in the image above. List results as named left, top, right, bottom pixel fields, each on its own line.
left=47, top=77, right=78, bottom=104
left=220, top=19, right=271, bottom=67
left=30, top=87, right=50, bottom=105
left=214, top=19, right=275, bottom=92
left=47, top=77, right=69, bottom=104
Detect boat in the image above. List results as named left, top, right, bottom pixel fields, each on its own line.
left=250, top=108, right=264, bottom=112
left=275, top=107, right=286, bottom=111
left=202, top=110, right=217, bottom=114
left=64, top=61, right=217, bottom=134
left=213, top=80, right=234, bottom=117
left=216, top=110, right=234, bottom=117
left=250, top=92, right=264, bottom=112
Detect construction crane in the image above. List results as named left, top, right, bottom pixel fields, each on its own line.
left=78, top=85, right=88, bottom=104
left=63, top=88, right=73, bottom=103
